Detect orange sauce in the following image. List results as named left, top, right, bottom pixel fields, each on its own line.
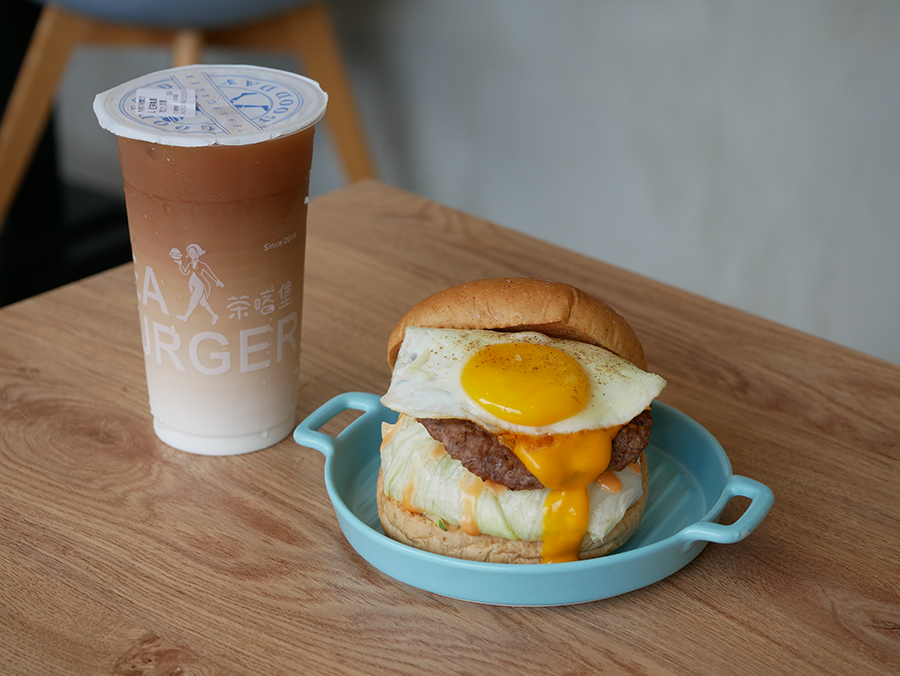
left=401, top=468, right=422, bottom=514
left=596, top=470, right=622, bottom=493
left=457, top=473, right=486, bottom=535
left=380, top=414, right=405, bottom=450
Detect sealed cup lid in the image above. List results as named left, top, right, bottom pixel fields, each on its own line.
left=94, top=64, right=327, bottom=147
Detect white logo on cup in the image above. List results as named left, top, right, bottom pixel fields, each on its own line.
left=170, top=244, right=224, bottom=325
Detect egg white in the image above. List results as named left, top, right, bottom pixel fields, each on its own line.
left=380, top=326, right=666, bottom=435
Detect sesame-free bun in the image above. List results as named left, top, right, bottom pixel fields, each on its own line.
left=387, top=277, right=647, bottom=370
left=376, top=453, right=649, bottom=565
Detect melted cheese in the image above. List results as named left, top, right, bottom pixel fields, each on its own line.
left=541, top=487, right=591, bottom=563
left=511, top=425, right=621, bottom=563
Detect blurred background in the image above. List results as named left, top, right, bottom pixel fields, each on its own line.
left=2, top=0, right=899, bottom=364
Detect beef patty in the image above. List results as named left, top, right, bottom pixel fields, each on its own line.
left=418, top=409, right=653, bottom=491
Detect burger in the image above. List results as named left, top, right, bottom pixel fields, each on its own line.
left=376, top=278, right=666, bottom=564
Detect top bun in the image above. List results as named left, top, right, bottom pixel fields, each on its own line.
left=387, top=277, right=647, bottom=370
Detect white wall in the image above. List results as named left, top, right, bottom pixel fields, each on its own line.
left=56, top=1, right=900, bottom=364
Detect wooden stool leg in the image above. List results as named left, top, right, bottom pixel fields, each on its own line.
left=208, top=2, right=377, bottom=183
left=0, top=5, right=89, bottom=232
left=282, top=2, right=376, bottom=182
left=172, top=29, right=204, bottom=67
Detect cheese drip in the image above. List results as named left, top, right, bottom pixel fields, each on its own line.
left=512, top=426, right=620, bottom=562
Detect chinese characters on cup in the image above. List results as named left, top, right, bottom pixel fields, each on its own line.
left=136, top=247, right=299, bottom=378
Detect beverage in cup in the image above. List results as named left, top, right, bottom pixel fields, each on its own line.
left=94, top=65, right=327, bottom=454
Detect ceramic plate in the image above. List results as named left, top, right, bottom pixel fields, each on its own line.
left=293, top=393, right=773, bottom=606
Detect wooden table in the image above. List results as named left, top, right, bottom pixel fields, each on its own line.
left=2, top=180, right=898, bottom=674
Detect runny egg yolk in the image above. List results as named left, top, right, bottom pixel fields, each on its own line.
left=461, top=342, right=618, bottom=563
left=460, top=342, right=590, bottom=427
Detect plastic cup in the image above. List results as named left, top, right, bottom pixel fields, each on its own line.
left=94, top=65, right=327, bottom=455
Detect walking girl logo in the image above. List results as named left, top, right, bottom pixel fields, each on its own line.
left=170, top=244, right=224, bottom=325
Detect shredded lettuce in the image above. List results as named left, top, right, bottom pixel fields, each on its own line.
left=380, top=415, right=642, bottom=542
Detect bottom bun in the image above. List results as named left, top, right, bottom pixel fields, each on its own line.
left=376, top=453, right=649, bottom=565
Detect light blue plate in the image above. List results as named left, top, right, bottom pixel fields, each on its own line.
left=293, top=393, right=774, bottom=606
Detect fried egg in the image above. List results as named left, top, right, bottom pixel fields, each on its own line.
left=381, top=326, right=666, bottom=436
left=380, top=325, right=666, bottom=563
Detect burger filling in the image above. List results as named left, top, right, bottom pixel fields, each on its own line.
left=380, top=414, right=644, bottom=544
left=418, top=410, right=653, bottom=491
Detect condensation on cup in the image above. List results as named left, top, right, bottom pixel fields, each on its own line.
left=94, top=65, right=327, bottom=455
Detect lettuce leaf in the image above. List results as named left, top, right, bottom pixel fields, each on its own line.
left=380, top=414, right=642, bottom=542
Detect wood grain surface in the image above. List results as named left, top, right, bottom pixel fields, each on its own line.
left=1, top=180, right=898, bottom=675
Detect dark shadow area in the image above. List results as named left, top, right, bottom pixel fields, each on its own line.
left=0, top=0, right=131, bottom=308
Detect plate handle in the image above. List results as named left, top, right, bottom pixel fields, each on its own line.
left=676, top=475, right=774, bottom=549
left=292, top=392, right=386, bottom=458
